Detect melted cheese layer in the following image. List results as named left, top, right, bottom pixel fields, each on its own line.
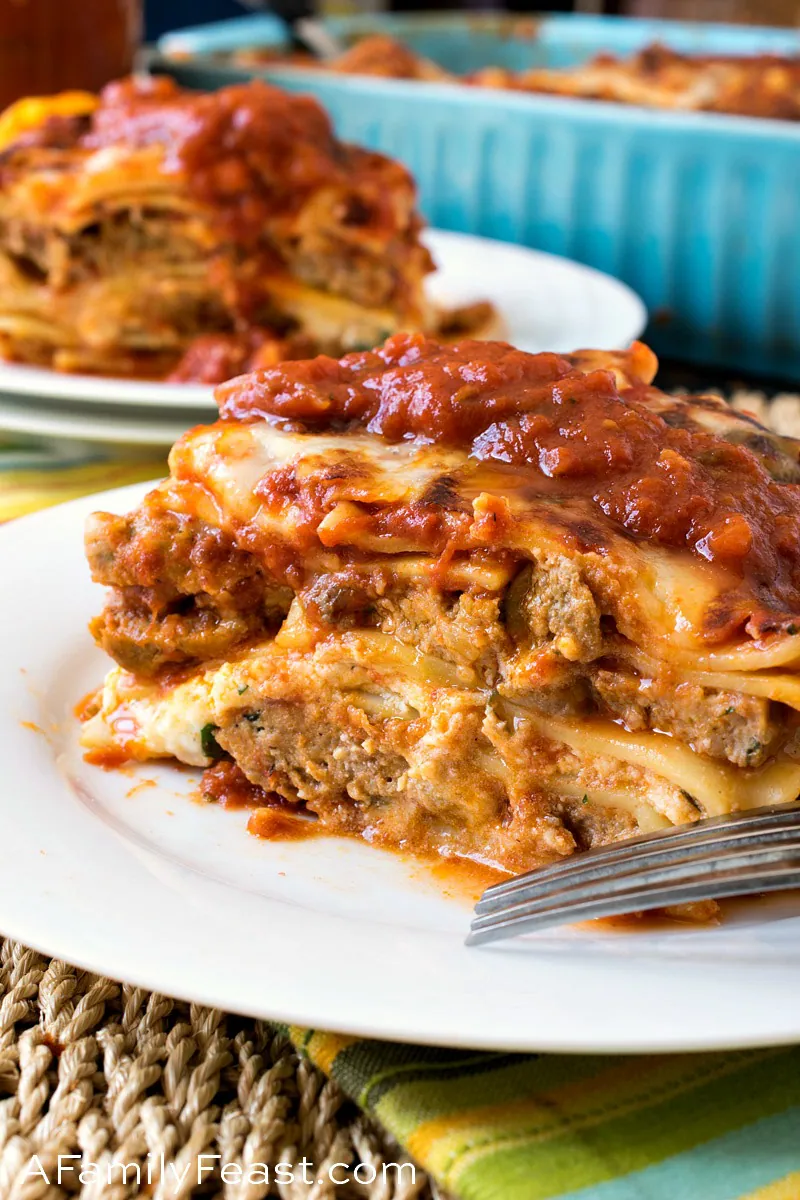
left=167, top=419, right=800, bottom=666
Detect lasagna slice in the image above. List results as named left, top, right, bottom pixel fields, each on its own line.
left=81, top=334, right=800, bottom=874
left=0, top=77, right=490, bottom=380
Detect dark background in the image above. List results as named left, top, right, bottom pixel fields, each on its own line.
left=144, top=1, right=584, bottom=41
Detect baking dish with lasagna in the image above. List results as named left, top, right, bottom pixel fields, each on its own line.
left=0, top=76, right=494, bottom=382
left=224, top=34, right=800, bottom=122
left=80, top=334, right=800, bottom=876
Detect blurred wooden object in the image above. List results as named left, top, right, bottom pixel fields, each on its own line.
left=0, top=0, right=141, bottom=110
left=624, top=0, right=800, bottom=26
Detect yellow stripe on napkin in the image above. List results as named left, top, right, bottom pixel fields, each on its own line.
left=0, top=458, right=164, bottom=522
left=742, top=1173, right=800, bottom=1200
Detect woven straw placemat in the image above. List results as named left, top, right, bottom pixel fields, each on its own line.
left=0, top=939, right=433, bottom=1199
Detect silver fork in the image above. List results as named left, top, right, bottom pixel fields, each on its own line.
left=467, top=802, right=800, bottom=946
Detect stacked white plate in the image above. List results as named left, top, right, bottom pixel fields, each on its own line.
left=0, top=231, right=647, bottom=447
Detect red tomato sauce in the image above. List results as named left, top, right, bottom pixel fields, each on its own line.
left=82, top=76, right=412, bottom=248
left=217, top=333, right=800, bottom=624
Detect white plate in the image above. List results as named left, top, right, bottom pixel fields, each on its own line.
left=0, top=393, right=202, bottom=447
left=0, top=230, right=646, bottom=412
left=8, top=484, right=799, bottom=1056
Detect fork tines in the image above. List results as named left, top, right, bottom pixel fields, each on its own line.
left=467, top=801, right=800, bottom=946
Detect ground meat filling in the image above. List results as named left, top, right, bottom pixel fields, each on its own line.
left=591, top=671, right=781, bottom=768
left=504, top=560, right=603, bottom=664
left=299, top=566, right=788, bottom=767
left=214, top=697, right=594, bottom=870
left=218, top=700, right=410, bottom=813
left=89, top=588, right=273, bottom=674
left=272, top=226, right=419, bottom=312
left=0, top=214, right=209, bottom=291
left=89, top=510, right=789, bottom=765
left=86, top=507, right=292, bottom=673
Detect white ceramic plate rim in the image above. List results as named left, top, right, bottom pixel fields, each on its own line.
left=0, top=393, right=193, bottom=447
left=0, top=229, right=646, bottom=411
left=5, top=484, right=799, bottom=1056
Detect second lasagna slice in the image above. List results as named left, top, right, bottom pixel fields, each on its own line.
left=0, top=77, right=494, bottom=380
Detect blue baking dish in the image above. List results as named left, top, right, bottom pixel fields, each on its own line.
left=154, top=13, right=800, bottom=380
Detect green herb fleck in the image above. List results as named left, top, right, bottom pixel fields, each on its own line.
left=200, top=723, right=223, bottom=760
left=746, top=738, right=762, bottom=759
left=724, top=707, right=735, bottom=715
left=581, top=794, right=589, bottom=805
left=788, top=624, right=799, bottom=636
left=244, top=711, right=261, bottom=723
left=237, top=684, right=249, bottom=695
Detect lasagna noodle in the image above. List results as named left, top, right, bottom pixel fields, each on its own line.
left=623, top=646, right=800, bottom=711
left=505, top=704, right=800, bottom=818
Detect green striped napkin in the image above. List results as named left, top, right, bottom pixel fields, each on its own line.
left=288, top=1028, right=800, bottom=1200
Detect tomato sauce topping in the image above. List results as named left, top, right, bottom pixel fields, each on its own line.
left=8, top=76, right=414, bottom=251
left=79, top=76, right=413, bottom=247
left=217, top=333, right=800, bottom=622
